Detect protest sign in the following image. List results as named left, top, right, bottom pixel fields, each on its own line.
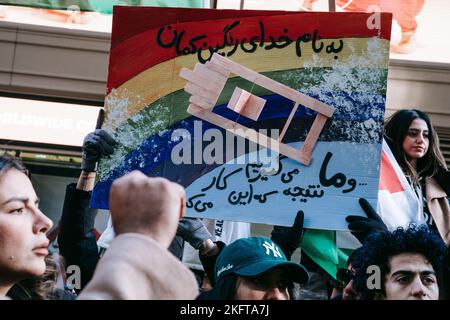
left=92, top=6, right=392, bottom=230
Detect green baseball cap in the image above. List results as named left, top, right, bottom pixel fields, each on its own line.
left=215, top=237, right=309, bottom=284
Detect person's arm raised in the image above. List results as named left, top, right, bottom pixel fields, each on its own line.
left=77, top=129, right=116, bottom=191
left=58, top=129, right=116, bottom=291
left=78, top=171, right=198, bottom=300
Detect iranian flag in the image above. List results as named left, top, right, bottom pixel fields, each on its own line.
left=377, top=139, right=425, bottom=230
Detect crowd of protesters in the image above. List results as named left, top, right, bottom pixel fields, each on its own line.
left=0, top=108, right=449, bottom=300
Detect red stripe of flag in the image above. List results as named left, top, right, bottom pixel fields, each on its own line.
left=379, top=150, right=404, bottom=193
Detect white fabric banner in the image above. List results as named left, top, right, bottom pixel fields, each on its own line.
left=377, top=139, right=425, bottom=230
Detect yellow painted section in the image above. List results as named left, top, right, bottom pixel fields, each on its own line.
left=104, top=38, right=389, bottom=132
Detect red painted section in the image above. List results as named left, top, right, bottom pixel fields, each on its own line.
left=107, top=7, right=392, bottom=93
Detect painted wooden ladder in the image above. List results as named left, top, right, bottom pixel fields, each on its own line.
left=179, top=53, right=335, bottom=166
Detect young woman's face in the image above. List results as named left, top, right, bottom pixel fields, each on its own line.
left=234, top=268, right=291, bottom=300
left=402, top=119, right=429, bottom=163
left=0, top=169, right=53, bottom=283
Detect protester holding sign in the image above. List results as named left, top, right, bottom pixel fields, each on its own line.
left=58, top=129, right=115, bottom=292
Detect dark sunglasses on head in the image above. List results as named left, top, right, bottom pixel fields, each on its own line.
left=336, top=268, right=355, bottom=287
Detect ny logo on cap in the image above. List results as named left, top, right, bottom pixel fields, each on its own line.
left=262, top=241, right=282, bottom=258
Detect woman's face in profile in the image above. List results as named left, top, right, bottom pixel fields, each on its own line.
left=0, top=169, right=53, bottom=283
left=234, top=268, right=291, bottom=300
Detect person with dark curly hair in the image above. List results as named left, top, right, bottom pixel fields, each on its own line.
left=351, top=225, right=447, bottom=300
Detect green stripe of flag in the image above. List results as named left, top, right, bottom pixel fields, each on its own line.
left=300, top=229, right=350, bottom=280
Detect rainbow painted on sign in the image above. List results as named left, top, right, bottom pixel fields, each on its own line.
left=92, top=6, right=392, bottom=230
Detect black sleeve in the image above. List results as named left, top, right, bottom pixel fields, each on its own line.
left=57, top=183, right=100, bottom=292
left=199, top=241, right=226, bottom=288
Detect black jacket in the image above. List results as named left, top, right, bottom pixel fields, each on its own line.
left=58, top=183, right=100, bottom=292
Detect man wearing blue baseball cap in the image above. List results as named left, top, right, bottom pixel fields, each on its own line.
left=199, top=236, right=309, bottom=300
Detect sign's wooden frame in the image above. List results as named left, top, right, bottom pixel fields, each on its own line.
left=180, top=53, right=335, bottom=166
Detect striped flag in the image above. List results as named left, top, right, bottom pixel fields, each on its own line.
left=300, top=229, right=349, bottom=280
left=377, top=138, right=424, bottom=230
